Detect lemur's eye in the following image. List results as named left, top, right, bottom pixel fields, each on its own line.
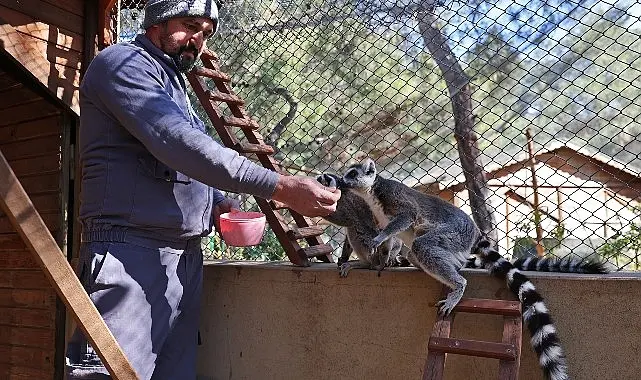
left=345, top=170, right=357, bottom=179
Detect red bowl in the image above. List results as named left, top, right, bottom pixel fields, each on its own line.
left=219, top=211, right=266, bottom=247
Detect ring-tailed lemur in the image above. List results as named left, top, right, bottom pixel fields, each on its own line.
left=340, top=158, right=608, bottom=380
left=466, top=254, right=610, bottom=274
left=316, top=173, right=406, bottom=276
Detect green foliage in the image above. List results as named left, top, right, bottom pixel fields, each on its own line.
left=597, top=207, right=641, bottom=270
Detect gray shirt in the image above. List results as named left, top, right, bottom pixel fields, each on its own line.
left=78, top=34, right=279, bottom=240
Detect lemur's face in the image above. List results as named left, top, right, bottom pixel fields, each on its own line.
left=342, top=158, right=377, bottom=191
left=316, top=173, right=341, bottom=189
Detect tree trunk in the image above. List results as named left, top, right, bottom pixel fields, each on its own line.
left=416, top=9, right=498, bottom=246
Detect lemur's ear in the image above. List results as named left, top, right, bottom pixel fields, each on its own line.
left=317, top=174, right=337, bottom=188
left=365, top=158, right=376, bottom=176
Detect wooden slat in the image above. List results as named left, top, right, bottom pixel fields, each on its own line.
left=0, top=73, right=20, bottom=91
left=0, top=0, right=84, bottom=35
left=0, top=116, right=62, bottom=143
left=0, top=250, right=40, bottom=269
left=0, top=344, right=52, bottom=370
left=423, top=314, right=452, bottom=380
left=40, top=0, right=84, bottom=17
left=0, top=307, right=55, bottom=329
left=0, top=233, right=26, bottom=251
left=0, top=5, right=84, bottom=51
left=0, top=86, right=43, bottom=111
left=0, top=212, right=60, bottom=234
left=15, top=173, right=61, bottom=194
left=207, top=90, right=245, bottom=105
left=0, top=100, right=60, bottom=128
left=0, top=325, right=54, bottom=347
left=222, top=115, right=260, bottom=130
left=498, top=316, right=522, bottom=379
left=0, top=136, right=62, bottom=161
left=0, top=288, right=57, bottom=309
left=301, top=244, right=333, bottom=258
left=235, top=142, right=274, bottom=155
left=287, top=226, right=325, bottom=240
left=0, top=150, right=139, bottom=379
left=192, top=66, right=231, bottom=82
left=452, top=298, right=522, bottom=317
left=428, top=337, right=517, bottom=361
left=0, top=362, right=54, bottom=379
left=0, top=269, right=52, bottom=289
left=6, top=155, right=60, bottom=177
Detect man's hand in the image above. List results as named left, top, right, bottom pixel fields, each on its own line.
left=271, top=174, right=341, bottom=217
left=213, top=197, right=241, bottom=232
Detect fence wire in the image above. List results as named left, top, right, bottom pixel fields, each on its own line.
left=114, top=0, right=641, bottom=270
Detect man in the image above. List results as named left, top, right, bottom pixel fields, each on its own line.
left=65, top=1, right=340, bottom=379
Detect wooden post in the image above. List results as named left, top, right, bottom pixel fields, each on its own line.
left=0, top=149, right=139, bottom=380
left=525, top=128, right=544, bottom=257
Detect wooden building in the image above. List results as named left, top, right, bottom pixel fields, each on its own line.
left=0, top=1, right=131, bottom=379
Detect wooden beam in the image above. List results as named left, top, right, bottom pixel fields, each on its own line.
left=98, top=0, right=118, bottom=48
left=0, top=148, right=139, bottom=380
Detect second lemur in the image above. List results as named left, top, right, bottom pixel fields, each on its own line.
left=340, top=157, right=610, bottom=380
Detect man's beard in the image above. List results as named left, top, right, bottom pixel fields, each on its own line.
left=171, top=44, right=199, bottom=72
left=159, top=32, right=199, bottom=72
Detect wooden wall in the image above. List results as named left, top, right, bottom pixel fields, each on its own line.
left=0, top=0, right=85, bottom=115
left=0, top=63, right=69, bottom=378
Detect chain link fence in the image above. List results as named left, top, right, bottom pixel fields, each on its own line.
left=114, top=0, right=641, bottom=270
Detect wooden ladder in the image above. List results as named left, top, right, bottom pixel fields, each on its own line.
left=185, top=49, right=334, bottom=266
left=423, top=296, right=523, bottom=380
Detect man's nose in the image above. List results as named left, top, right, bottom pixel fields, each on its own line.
left=191, top=31, right=205, bottom=50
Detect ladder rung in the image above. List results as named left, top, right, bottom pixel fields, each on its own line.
left=222, top=115, right=260, bottom=130
left=235, top=143, right=274, bottom=155
left=201, top=49, right=219, bottom=61
left=270, top=200, right=289, bottom=210
left=301, top=244, right=333, bottom=258
left=192, top=66, right=231, bottom=82
left=287, top=226, right=325, bottom=240
left=428, top=337, right=517, bottom=361
left=207, top=90, right=245, bottom=105
left=452, top=298, right=521, bottom=317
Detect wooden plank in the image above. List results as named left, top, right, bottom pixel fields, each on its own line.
left=0, top=135, right=62, bottom=161
left=0, top=100, right=60, bottom=128
left=0, top=344, right=52, bottom=370
left=6, top=155, right=60, bottom=177
left=0, top=250, right=40, bottom=269
left=0, top=5, right=84, bottom=52
left=452, top=298, right=522, bottom=317
left=40, top=0, right=84, bottom=17
left=498, top=316, right=522, bottom=379
left=0, top=16, right=80, bottom=115
left=0, top=72, right=20, bottom=91
left=0, top=306, right=55, bottom=328
left=0, top=212, right=60, bottom=234
left=0, top=269, right=51, bottom=288
left=0, top=86, right=43, bottom=110
left=0, top=288, right=57, bottom=309
left=0, top=116, right=61, bottom=143
left=0, top=325, right=54, bottom=347
left=423, top=314, right=452, bottom=380
left=428, top=337, right=517, bottom=361
left=0, top=150, right=140, bottom=379
left=0, top=363, right=54, bottom=379
left=18, top=173, right=61, bottom=195
left=0, top=193, right=61, bottom=218
left=0, top=233, right=26, bottom=251
left=0, top=0, right=84, bottom=35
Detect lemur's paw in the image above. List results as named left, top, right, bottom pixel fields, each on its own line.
left=339, top=263, right=352, bottom=277
left=436, top=299, right=457, bottom=316
left=337, top=257, right=348, bottom=268
left=371, top=235, right=385, bottom=248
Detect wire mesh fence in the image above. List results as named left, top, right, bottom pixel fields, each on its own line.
left=114, top=0, right=641, bottom=270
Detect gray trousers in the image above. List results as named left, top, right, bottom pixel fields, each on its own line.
left=65, top=232, right=203, bottom=380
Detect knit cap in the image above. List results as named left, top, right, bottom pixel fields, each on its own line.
left=142, top=0, right=219, bottom=31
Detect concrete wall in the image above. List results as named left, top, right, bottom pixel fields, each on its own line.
left=197, top=262, right=641, bottom=380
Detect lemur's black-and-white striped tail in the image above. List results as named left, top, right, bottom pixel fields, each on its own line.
left=466, top=252, right=610, bottom=274
left=474, top=240, right=569, bottom=380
